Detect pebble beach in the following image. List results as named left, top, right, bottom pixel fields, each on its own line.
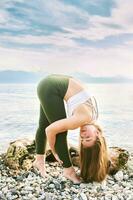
left=0, top=153, right=133, bottom=200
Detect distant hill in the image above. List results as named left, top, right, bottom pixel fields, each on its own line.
left=0, top=70, right=133, bottom=83
left=0, top=70, right=48, bottom=83
left=70, top=72, right=133, bottom=83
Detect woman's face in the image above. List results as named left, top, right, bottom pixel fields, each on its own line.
left=80, top=124, right=98, bottom=147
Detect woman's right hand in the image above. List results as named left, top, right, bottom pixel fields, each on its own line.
left=46, top=127, right=63, bottom=165
left=52, top=150, right=63, bottom=165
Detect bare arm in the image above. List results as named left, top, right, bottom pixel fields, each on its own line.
left=46, top=102, right=92, bottom=135
left=45, top=114, right=87, bottom=162
left=46, top=114, right=86, bottom=135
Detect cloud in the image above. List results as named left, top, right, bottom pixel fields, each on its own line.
left=0, top=10, right=9, bottom=24
left=0, top=33, right=77, bottom=48
left=0, top=0, right=12, bottom=24
left=112, top=0, right=133, bottom=26
left=0, top=43, right=133, bottom=77
left=62, top=0, right=133, bottom=41
left=39, top=0, right=89, bottom=28
left=1, top=0, right=133, bottom=41
left=0, top=0, right=133, bottom=77
left=0, top=1, right=28, bottom=31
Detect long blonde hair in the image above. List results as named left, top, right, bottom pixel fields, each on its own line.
left=80, top=123, right=109, bottom=182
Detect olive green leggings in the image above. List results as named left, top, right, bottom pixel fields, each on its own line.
left=35, top=75, right=72, bottom=168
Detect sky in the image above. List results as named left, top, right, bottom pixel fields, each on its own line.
left=0, top=0, right=133, bottom=77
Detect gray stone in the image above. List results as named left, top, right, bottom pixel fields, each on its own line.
left=104, top=194, right=112, bottom=200
left=101, top=180, right=107, bottom=190
left=71, top=187, right=78, bottom=194
left=52, top=180, right=61, bottom=190
left=2, top=186, right=8, bottom=194
left=126, top=196, right=133, bottom=200
left=25, top=186, right=33, bottom=191
left=112, top=196, right=119, bottom=200
left=79, top=192, right=88, bottom=200
left=48, top=183, right=55, bottom=189
left=38, top=194, right=46, bottom=200
left=123, top=174, right=129, bottom=181
left=114, top=171, right=124, bottom=181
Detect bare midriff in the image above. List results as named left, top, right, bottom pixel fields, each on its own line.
left=64, top=77, right=87, bottom=102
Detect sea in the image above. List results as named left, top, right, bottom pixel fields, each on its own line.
left=0, top=83, right=133, bottom=154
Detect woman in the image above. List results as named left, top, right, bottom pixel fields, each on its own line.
left=33, top=74, right=109, bottom=183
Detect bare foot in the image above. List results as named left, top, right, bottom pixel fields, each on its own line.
left=32, top=160, right=46, bottom=178
left=63, top=167, right=81, bottom=184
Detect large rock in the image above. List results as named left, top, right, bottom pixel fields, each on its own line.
left=4, top=139, right=130, bottom=175
left=4, top=139, right=35, bottom=170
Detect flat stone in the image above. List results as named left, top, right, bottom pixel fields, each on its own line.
left=112, top=196, right=119, bottom=200
left=114, top=171, right=124, bottom=181
left=79, top=192, right=88, bottom=200
left=48, top=183, right=55, bottom=189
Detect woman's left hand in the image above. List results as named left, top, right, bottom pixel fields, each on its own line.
left=46, top=128, right=63, bottom=165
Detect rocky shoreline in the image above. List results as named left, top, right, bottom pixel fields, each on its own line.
left=0, top=152, right=133, bottom=200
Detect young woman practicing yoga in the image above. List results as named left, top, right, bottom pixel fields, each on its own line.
left=33, top=74, right=109, bottom=183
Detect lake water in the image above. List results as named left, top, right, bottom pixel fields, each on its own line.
left=0, top=83, right=133, bottom=154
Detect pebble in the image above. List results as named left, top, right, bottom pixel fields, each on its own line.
left=49, top=183, right=55, bottom=189
left=79, top=192, right=88, bottom=200
left=0, top=153, right=133, bottom=200
left=114, top=171, right=124, bottom=181
left=104, top=194, right=112, bottom=200
left=111, top=195, right=119, bottom=200
left=127, top=196, right=133, bottom=200
left=101, top=180, right=107, bottom=190
left=123, top=174, right=129, bottom=181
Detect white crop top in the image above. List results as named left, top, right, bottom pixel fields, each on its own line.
left=66, top=89, right=92, bottom=117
